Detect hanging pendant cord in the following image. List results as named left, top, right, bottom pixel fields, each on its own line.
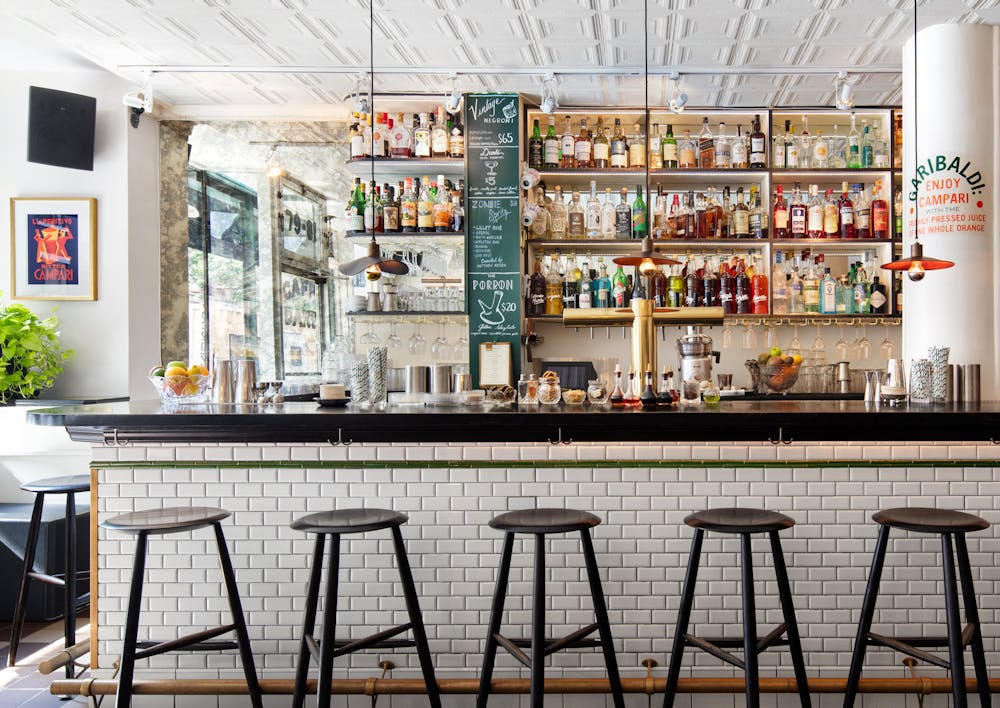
left=912, top=0, right=918, bottom=244
left=369, top=0, right=376, bottom=187
left=644, top=0, right=650, bottom=206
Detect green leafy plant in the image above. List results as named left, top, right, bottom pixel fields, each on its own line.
left=0, top=295, right=73, bottom=403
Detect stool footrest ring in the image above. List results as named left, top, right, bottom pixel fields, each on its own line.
left=867, top=628, right=976, bottom=671
left=496, top=623, right=604, bottom=666
left=305, top=622, right=418, bottom=663
left=133, top=625, right=237, bottom=660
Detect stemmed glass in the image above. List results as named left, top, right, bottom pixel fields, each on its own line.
left=360, top=321, right=379, bottom=347
left=722, top=320, right=735, bottom=349
left=856, top=325, right=872, bottom=360
left=741, top=323, right=757, bottom=350
left=453, top=334, right=469, bottom=362
left=788, top=324, right=802, bottom=354
left=408, top=321, right=426, bottom=356
left=386, top=320, right=402, bottom=351
left=431, top=322, right=450, bottom=361
left=834, top=326, right=850, bottom=361
left=880, top=324, right=896, bottom=359
left=764, top=324, right=777, bottom=350
left=812, top=324, right=826, bottom=360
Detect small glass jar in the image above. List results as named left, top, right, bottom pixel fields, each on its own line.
left=538, top=375, right=562, bottom=406
left=518, top=373, right=539, bottom=406
left=586, top=379, right=608, bottom=406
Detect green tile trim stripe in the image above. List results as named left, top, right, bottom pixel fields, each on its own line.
left=92, top=459, right=996, bottom=470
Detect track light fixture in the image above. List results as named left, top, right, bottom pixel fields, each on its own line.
left=265, top=146, right=283, bottom=178
left=835, top=71, right=854, bottom=110
left=444, top=73, right=463, bottom=114
left=351, top=73, right=371, bottom=114
left=539, top=74, right=558, bottom=114
left=668, top=73, right=688, bottom=113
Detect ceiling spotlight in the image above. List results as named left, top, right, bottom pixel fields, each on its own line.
left=835, top=71, right=854, bottom=111
left=445, top=73, right=463, bottom=114
left=668, top=73, right=688, bottom=114
left=352, top=73, right=371, bottom=114
left=539, top=74, right=558, bottom=114
left=265, top=146, right=283, bottom=179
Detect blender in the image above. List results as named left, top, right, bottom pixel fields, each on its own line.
left=677, top=326, right=720, bottom=384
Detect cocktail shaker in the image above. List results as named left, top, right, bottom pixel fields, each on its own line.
left=213, top=359, right=234, bottom=404
left=235, top=359, right=257, bottom=405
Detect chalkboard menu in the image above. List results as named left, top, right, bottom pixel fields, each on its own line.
left=465, top=93, right=521, bottom=386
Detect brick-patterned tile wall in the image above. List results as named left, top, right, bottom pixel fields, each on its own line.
left=91, top=441, right=1000, bottom=708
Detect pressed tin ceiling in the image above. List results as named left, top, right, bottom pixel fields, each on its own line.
left=1, top=0, right=998, bottom=116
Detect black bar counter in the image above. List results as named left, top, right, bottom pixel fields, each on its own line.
left=25, top=399, right=1000, bottom=444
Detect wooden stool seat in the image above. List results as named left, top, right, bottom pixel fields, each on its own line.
left=20, top=474, right=90, bottom=494
left=685, top=507, right=795, bottom=534
left=872, top=507, right=990, bottom=534
left=101, top=506, right=230, bottom=535
left=290, top=507, right=407, bottom=535
left=489, top=507, right=600, bottom=534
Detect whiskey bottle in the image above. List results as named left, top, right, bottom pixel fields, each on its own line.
left=527, top=255, right=547, bottom=316
left=698, top=118, right=714, bottom=168
left=749, top=114, right=767, bottom=168
left=662, top=124, right=678, bottom=168
left=528, top=119, right=543, bottom=169
left=610, top=119, right=628, bottom=168
left=543, top=117, right=559, bottom=169
left=733, top=187, right=750, bottom=239
left=592, top=118, right=610, bottom=168
left=823, top=189, right=839, bottom=238
left=574, top=118, right=593, bottom=168
left=714, top=122, right=731, bottom=169
left=648, top=124, right=663, bottom=169
left=400, top=178, right=417, bottom=232
left=391, top=112, right=412, bottom=157
left=560, top=115, right=576, bottom=168
left=731, top=125, right=748, bottom=169
left=448, top=114, right=465, bottom=158
left=545, top=256, right=563, bottom=316
left=679, top=129, right=697, bottom=168
left=431, top=107, right=449, bottom=157
left=629, top=123, right=646, bottom=168
left=383, top=185, right=400, bottom=232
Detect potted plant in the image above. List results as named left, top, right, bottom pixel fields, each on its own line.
left=0, top=295, right=72, bottom=404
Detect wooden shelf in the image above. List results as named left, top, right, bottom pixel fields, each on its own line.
left=344, top=157, right=464, bottom=178
left=772, top=238, right=893, bottom=247
left=345, top=230, right=464, bottom=239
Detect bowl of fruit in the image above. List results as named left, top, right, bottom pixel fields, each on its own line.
left=755, top=348, right=803, bottom=394
left=148, top=361, right=211, bottom=404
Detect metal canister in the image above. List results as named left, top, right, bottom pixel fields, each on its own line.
left=952, top=364, right=964, bottom=403
left=963, top=364, right=981, bottom=404
left=834, top=361, right=851, bottom=395
left=404, top=365, right=430, bottom=394
left=212, top=359, right=234, bottom=404
left=234, top=359, right=257, bottom=405
left=430, top=365, right=452, bottom=394
left=452, top=373, right=472, bottom=393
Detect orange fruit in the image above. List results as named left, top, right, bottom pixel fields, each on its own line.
left=164, top=366, right=188, bottom=378
left=187, top=364, right=208, bottom=376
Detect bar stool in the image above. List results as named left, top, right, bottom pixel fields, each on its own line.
left=290, top=508, right=440, bottom=708
left=477, top=508, right=626, bottom=708
left=101, top=506, right=263, bottom=708
left=8, top=474, right=90, bottom=677
left=843, top=507, right=992, bottom=708
left=662, top=508, right=811, bottom=708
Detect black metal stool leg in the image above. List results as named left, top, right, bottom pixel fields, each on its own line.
left=769, top=531, right=812, bottom=708
left=8, top=493, right=44, bottom=668
left=740, top=533, right=760, bottom=708
left=954, top=533, right=992, bottom=708
left=391, top=525, right=442, bottom=708
left=843, top=524, right=890, bottom=708
left=942, top=532, right=969, bottom=708
left=293, top=534, right=327, bottom=708
left=663, top=528, right=704, bottom=708
left=64, top=492, right=78, bottom=680
left=530, top=533, right=546, bottom=708
left=115, top=531, right=148, bottom=708
left=317, top=534, right=341, bottom=708
left=580, top=529, right=625, bottom=708
left=213, top=522, right=263, bottom=708
left=477, top=532, right=514, bottom=708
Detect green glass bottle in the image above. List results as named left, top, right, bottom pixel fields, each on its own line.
left=528, top=119, right=543, bottom=170
left=632, top=185, right=647, bottom=239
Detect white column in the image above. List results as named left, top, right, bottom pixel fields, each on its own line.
left=901, top=23, right=1000, bottom=399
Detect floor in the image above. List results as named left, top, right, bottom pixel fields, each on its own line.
left=0, top=613, right=90, bottom=708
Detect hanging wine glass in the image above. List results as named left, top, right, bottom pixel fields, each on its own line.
left=360, top=321, right=379, bottom=347
left=880, top=324, right=896, bottom=359
left=453, top=334, right=469, bottom=362
left=741, top=323, right=757, bottom=350
left=722, top=320, right=735, bottom=349
left=408, top=321, right=426, bottom=356
left=834, top=326, right=850, bottom=361
left=811, top=324, right=826, bottom=363
left=857, top=325, right=872, bottom=360
left=386, top=320, right=402, bottom=351
left=764, top=324, right=777, bottom=350
left=788, top=324, right=802, bottom=354
left=432, top=322, right=450, bottom=361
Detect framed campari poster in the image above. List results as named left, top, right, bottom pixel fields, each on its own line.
left=9, top=197, right=97, bottom=300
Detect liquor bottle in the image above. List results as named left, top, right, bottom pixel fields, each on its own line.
left=847, top=112, right=861, bottom=168
left=585, top=180, right=601, bottom=238
left=560, top=115, right=576, bottom=168
left=893, top=113, right=903, bottom=169
left=610, top=364, right=626, bottom=407
left=601, top=188, right=617, bottom=237
left=734, top=259, right=750, bottom=314
left=549, top=185, right=567, bottom=239
left=530, top=187, right=549, bottom=238
left=682, top=191, right=697, bottom=239
left=383, top=185, right=400, bottom=232
left=698, top=118, right=714, bottom=168
left=651, top=186, right=666, bottom=238
left=662, top=124, right=678, bottom=168
left=835, top=274, right=852, bottom=314
left=448, top=114, right=465, bottom=158
left=811, top=129, right=828, bottom=168
left=528, top=118, right=543, bottom=169
left=595, top=259, right=612, bottom=308
left=400, top=178, right=417, bottom=232
left=702, top=257, right=720, bottom=307
left=788, top=254, right=803, bottom=313
left=823, top=189, right=839, bottom=239
left=838, top=182, right=855, bottom=239
left=854, top=184, right=871, bottom=239
left=719, top=260, right=735, bottom=314
left=703, top=189, right=724, bottom=239
left=732, top=125, right=748, bottom=169
left=649, top=124, right=664, bottom=169
left=391, top=112, right=412, bottom=157
left=545, top=257, right=563, bottom=315
left=372, top=113, right=388, bottom=158
left=807, top=184, right=824, bottom=238
left=632, top=185, right=647, bottom=239
left=527, top=255, right=546, bottom=316
left=749, top=114, right=767, bottom=168
left=871, top=180, right=889, bottom=240
left=347, top=179, right=363, bottom=231
left=363, top=181, right=381, bottom=232
left=430, top=107, right=449, bottom=157
left=783, top=120, right=799, bottom=168
left=610, top=119, right=628, bottom=168
left=414, top=113, right=432, bottom=157
left=789, top=182, right=807, bottom=238
left=658, top=366, right=674, bottom=405
left=772, top=128, right=785, bottom=169
left=853, top=262, right=871, bottom=314
left=679, top=129, right=697, bottom=168
left=861, top=122, right=874, bottom=168
left=668, top=266, right=684, bottom=307
left=612, top=264, right=628, bottom=307
left=349, top=114, right=365, bottom=158
left=623, top=370, right=641, bottom=407
left=615, top=188, right=631, bottom=239
left=714, top=122, right=731, bottom=169
left=802, top=260, right=820, bottom=313
left=732, top=188, right=750, bottom=239
left=543, top=117, right=559, bottom=169
left=567, top=191, right=585, bottom=238
left=451, top=194, right=464, bottom=232
left=433, top=175, right=453, bottom=232
left=893, top=186, right=903, bottom=238
left=820, top=267, right=837, bottom=314
left=592, top=119, right=610, bottom=168
left=629, top=123, right=646, bottom=167
left=894, top=276, right=903, bottom=314
left=649, top=266, right=668, bottom=307
left=798, top=116, right=811, bottom=169
left=869, top=276, right=888, bottom=314
left=577, top=260, right=593, bottom=308
left=772, top=185, right=789, bottom=239
left=562, top=255, right=580, bottom=310
left=772, top=252, right=788, bottom=314
left=640, top=367, right=658, bottom=408
left=575, top=118, right=593, bottom=168
left=751, top=254, right=769, bottom=314
left=750, top=190, right=766, bottom=240
left=417, top=176, right=434, bottom=232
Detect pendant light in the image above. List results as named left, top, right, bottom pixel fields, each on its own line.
left=613, top=0, right=679, bottom=278
left=880, top=0, right=953, bottom=281
left=338, top=0, right=409, bottom=280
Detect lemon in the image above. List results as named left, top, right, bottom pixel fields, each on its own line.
left=187, top=364, right=208, bottom=376
left=164, top=366, right=189, bottom=378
